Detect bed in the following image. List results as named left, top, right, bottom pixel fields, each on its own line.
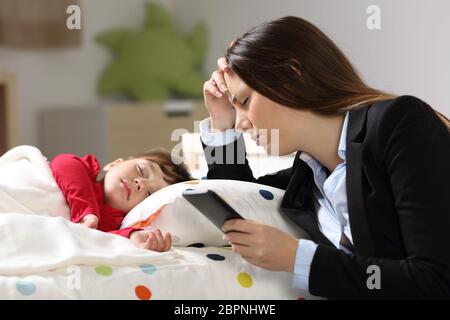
left=0, top=213, right=316, bottom=300
left=0, top=145, right=320, bottom=300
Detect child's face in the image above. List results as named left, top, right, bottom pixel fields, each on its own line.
left=102, top=158, right=170, bottom=213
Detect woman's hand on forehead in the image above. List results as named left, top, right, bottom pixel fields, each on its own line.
left=218, top=57, right=229, bottom=73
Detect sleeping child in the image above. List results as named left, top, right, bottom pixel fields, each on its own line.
left=49, top=148, right=192, bottom=252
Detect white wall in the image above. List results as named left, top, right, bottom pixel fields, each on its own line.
left=1, top=0, right=449, bottom=146
left=172, top=0, right=450, bottom=114
left=0, top=0, right=173, bottom=147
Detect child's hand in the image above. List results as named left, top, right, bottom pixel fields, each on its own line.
left=80, top=214, right=99, bottom=229
left=130, top=229, right=172, bottom=252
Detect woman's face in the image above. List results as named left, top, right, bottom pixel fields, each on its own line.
left=224, top=71, right=301, bottom=156
left=102, top=158, right=170, bottom=213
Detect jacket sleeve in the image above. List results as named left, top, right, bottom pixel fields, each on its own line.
left=50, top=154, right=100, bottom=223
left=202, top=135, right=295, bottom=190
left=309, top=96, right=450, bottom=299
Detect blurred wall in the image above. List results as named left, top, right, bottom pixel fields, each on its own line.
left=172, top=0, right=450, bottom=115
left=0, top=0, right=449, bottom=148
left=0, top=0, right=173, bottom=147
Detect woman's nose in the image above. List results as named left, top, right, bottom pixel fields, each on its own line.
left=234, top=111, right=253, bottom=132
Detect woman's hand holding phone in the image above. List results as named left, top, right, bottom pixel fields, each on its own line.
left=222, top=219, right=299, bottom=273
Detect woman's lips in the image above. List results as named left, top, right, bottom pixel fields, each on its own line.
left=122, top=179, right=131, bottom=200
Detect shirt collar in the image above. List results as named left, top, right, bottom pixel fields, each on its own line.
left=299, top=111, right=349, bottom=163
left=337, top=111, right=349, bottom=161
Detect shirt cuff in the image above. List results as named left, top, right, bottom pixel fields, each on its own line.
left=292, top=239, right=319, bottom=291
left=198, top=117, right=241, bottom=147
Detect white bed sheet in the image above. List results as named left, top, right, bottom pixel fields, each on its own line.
left=0, top=146, right=322, bottom=300
left=0, top=246, right=319, bottom=300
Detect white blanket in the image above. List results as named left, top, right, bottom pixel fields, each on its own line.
left=0, top=213, right=176, bottom=275
left=0, top=213, right=315, bottom=300
left=0, top=145, right=70, bottom=218
left=0, top=146, right=175, bottom=275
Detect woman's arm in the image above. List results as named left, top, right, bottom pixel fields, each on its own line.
left=200, top=57, right=295, bottom=190
left=202, top=133, right=295, bottom=190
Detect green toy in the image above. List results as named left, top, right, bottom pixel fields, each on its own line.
left=96, top=2, right=208, bottom=101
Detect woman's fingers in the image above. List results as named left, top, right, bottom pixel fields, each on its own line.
left=231, top=243, right=254, bottom=258
left=224, top=231, right=252, bottom=247
left=204, top=79, right=223, bottom=98
left=222, top=219, right=257, bottom=233
left=217, top=57, right=229, bottom=72
left=212, top=70, right=228, bottom=93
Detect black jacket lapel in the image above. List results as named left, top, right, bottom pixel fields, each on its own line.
left=281, top=152, right=334, bottom=247
left=346, top=107, right=376, bottom=256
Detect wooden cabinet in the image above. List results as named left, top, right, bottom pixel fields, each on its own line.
left=39, top=100, right=295, bottom=178
left=39, top=100, right=209, bottom=167
left=0, top=71, right=18, bottom=155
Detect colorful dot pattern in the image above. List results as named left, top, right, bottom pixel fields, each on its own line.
left=237, top=272, right=253, bottom=288
left=188, top=242, right=205, bottom=248
left=135, top=285, right=152, bottom=300
left=12, top=254, right=260, bottom=298
left=259, top=189, right=274, bottom=200
left=16, top=280, right=36, bottom=296
left=12, top=184, right=282, bottom=299
left=206, top=254, right=225, bottom=261
left=140, top=264, right=157, bottom=275
left=95, top=265, right=113, bottom=276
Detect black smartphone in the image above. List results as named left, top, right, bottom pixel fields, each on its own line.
left=182, top=189, right=244, bottom=230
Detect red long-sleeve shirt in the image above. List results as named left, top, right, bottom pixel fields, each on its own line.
left=50, top=154, right=137, bottom=238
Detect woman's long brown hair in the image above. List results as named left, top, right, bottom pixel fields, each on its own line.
left=225, top=16, right=450, bottom=129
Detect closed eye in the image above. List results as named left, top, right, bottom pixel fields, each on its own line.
left=241, top=97, right=249, bottom=108
left=137, top=165, right=144, bottom=177
left=138, top=165, right=152, bottom=197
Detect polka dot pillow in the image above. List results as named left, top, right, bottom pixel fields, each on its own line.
left=120, top=179, right=309, bottom=247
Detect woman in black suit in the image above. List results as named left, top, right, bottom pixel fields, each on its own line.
left=199, top=16, right=450, bottom=299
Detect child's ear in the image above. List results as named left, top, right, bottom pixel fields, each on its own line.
left=103, top=158, right=124, bottom=172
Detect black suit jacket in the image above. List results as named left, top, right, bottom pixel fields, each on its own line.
left=202, top=95, right=450, bottom=299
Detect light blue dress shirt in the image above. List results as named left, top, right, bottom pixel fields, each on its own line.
left=199, top=113, right=352, bottom=291
left=292, top=112, right=352, bottom=290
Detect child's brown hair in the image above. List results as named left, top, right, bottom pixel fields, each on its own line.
left=128, top=148, right=192, bottom=184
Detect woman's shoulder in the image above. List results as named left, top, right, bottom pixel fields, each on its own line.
left=363, top=94, right=449, bottom=152
left=364, top=95, right=443, bottom=134
left=368, top=95, right=433, bottom=120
